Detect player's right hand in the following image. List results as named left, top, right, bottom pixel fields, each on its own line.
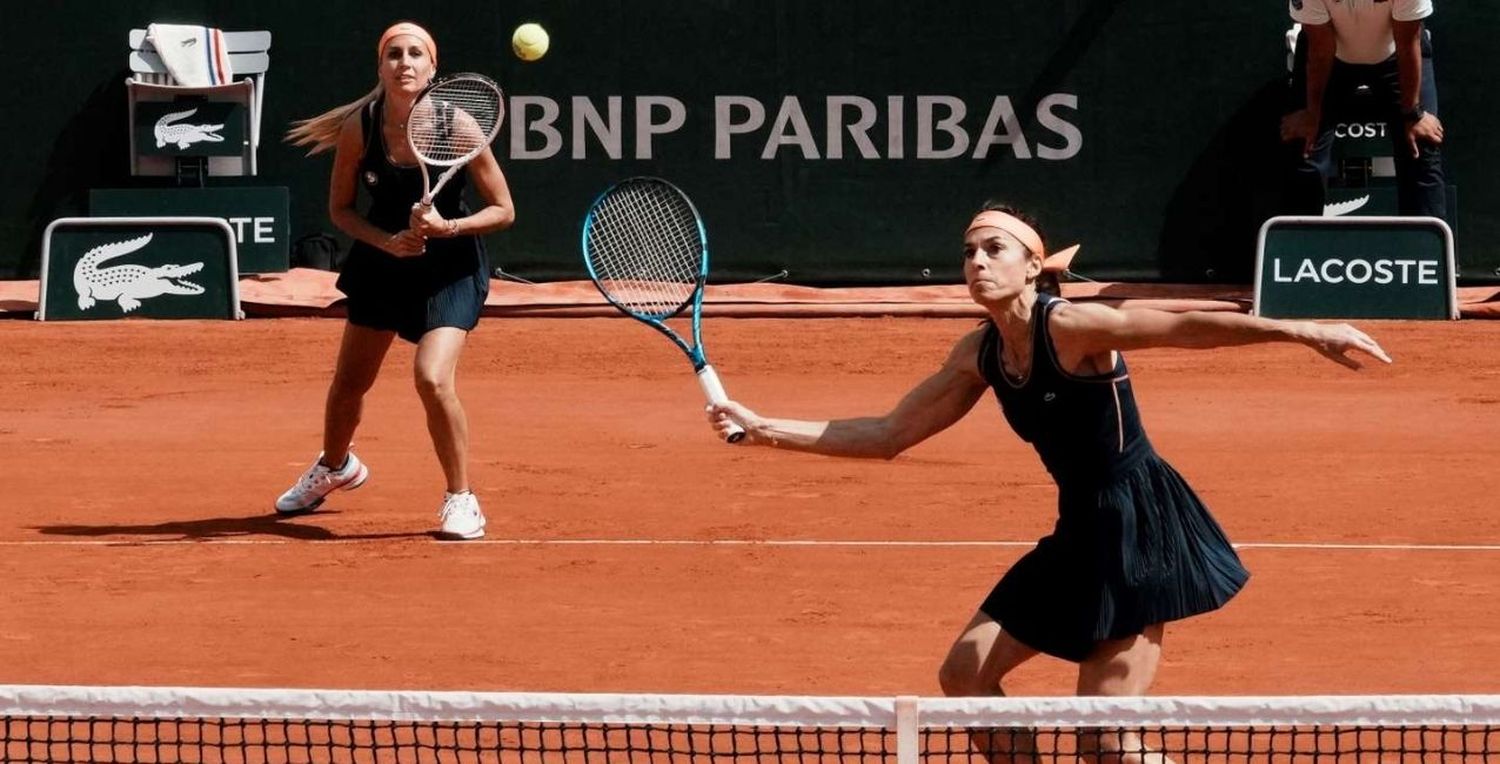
left=382, top=229, right=428, bottom=257
left=707, top=401, right=760, bottom=443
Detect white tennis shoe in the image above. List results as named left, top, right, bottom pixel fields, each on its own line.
left=274, top=452, right=369, bottom=515
left=437, top=491, right=486, bottom=540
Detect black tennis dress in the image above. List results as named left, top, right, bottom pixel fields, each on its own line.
left=335, top=97, right=490, bottom=343
left=977, top=293, right=1249, bottom=662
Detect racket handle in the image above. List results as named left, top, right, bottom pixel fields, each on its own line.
left=696, top=364, right=746, bottom=444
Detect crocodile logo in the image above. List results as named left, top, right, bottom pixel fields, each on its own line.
left=1323, top=195, right=1371, bottom=217
left=73, top=233, right=206, bottom=313
left=153, top=107, right=225, bottom=149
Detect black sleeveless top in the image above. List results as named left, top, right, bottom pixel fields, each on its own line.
left=356, top=98, right=469, bottom=232
left=978, top=293, right=1154, bottom=490
left=336, top=97, right=487, bottom=300
left=975, top=294, right=1250, bottom=661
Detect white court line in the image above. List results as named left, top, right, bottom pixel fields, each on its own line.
left=1, top=538, right=1499, bottom=551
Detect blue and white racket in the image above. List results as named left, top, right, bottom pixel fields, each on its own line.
left=582, top=177, right=745, bottom=443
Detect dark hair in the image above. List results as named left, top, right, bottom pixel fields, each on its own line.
left=975, top=201, right=1060, bottom=296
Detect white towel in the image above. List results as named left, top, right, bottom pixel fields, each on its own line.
left=145, top=23, right=234, bottom=87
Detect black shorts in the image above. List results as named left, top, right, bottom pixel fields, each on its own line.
left=339, top=240, right=489, bottom=343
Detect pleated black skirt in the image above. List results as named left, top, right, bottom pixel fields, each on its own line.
left=339, top=237, right=489, bottom=344
left=980, top=452, right=1249, bottom=662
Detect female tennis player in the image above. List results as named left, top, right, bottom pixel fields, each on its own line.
left=708, top=204, right=1390, bottom=761
left=276, top=22, right=515, bottom=539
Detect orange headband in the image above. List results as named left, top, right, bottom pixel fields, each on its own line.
left=377, top=22, right=437, bottom=68
left=965, top=211, right=1078, bottom=274
left=965, top=211, right=1045, bottom=256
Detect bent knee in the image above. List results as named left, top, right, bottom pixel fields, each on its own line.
left=413, top=372, right=456, bottom=400
left=329, top=372, right=376, bottom=401
left=937, top=660, right=990, bottom=698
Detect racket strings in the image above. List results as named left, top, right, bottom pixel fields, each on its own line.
left=408, top=77, right=503, bottom=166
left=586, top=184, right=704, bottom=318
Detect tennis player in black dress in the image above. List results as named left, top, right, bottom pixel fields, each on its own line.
left=708, top=204, right=1390, bottom=760
left=278, top=22, right=515, bottom=539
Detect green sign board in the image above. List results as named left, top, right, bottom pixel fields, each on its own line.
left=1254, top=216, right=1456, bottom=320
left=39, top=217, right=241, bottom=321
left=91, top=187, right=289, bottom=273
left=133, top=101, right=246, bottom=157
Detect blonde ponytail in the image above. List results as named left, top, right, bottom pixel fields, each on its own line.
left=284, top=84, right=383, bottom=156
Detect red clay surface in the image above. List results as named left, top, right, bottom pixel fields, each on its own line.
left=1, top=317, right=1497, bottom=696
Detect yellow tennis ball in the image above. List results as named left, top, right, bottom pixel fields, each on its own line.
left=511, top=23, right=549, bottom=62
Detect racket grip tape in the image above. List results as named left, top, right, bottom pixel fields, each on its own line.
left=696, top=364, right=746, bottom=444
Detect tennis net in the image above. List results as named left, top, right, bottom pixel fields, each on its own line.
left=3, top=685, right=1499, bottom=763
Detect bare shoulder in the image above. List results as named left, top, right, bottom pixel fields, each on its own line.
left=1046, top=301, right=1140, bottom=364
left=339, top=110, right=364, bottom=140
left=950, top=324, right=991, bottom=354
left=941, top=325, right=991, bottom=378
left=1048, top=300, right=1124, bottom=332
left=329, top=111, right=369, bottom=167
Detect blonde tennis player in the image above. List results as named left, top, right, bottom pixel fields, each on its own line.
left=276, top=21, right=514, bottom=539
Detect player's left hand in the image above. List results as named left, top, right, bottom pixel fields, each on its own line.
left=409, top=203, right=448, bottom=238
left=1404, top=112, right=1444, bottom=158
left=382, top=228, right=429, bottom=258
left=1300, top=322, right=1393, bottom=369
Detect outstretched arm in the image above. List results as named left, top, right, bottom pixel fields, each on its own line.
left=1048, top=303, right=1392, bottom=370
left=707, top=330, right=991, bottom=458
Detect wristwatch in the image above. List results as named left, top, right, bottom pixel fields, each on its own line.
left=1403, top=106, right=1427, bottom=124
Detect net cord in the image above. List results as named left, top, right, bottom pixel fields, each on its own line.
left=5, top=686, right=1499, bottom=729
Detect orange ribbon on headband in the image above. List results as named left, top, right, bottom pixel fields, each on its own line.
left=965, top=211, right=1077, bottom=273
left=378, top=22, right=438, bottom=67
left=1039, top=244, right=1078, bottom=274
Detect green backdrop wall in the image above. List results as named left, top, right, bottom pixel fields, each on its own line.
left=5, top=1, right=1497, bottom=284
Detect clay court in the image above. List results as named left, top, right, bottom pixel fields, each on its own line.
left=2, top=315, right=1498, bottom=697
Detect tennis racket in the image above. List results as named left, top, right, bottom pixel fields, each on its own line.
left=405, top=73, right=505, bottom=208
left=582, top=177, right=745, bottom=443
